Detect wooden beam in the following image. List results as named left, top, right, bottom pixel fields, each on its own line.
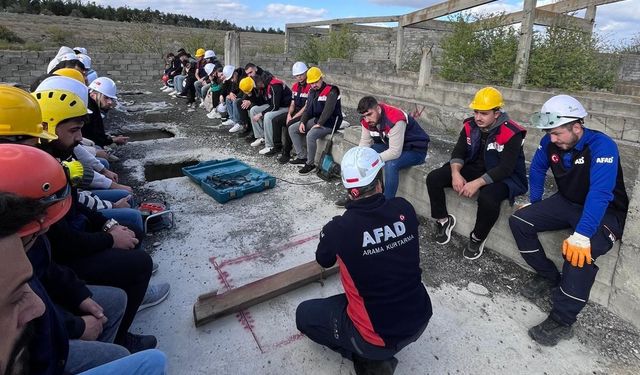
left=399, top=0, right=495, bottom=27
left=286, top=15, right=400, bottom=29
left=538, top=0, right=621, bottom=14
left=193, top=261, right=338, bottom=327
left=405, top=19, right=454, bottom=32
left=475, top=8, right=593, bottom=31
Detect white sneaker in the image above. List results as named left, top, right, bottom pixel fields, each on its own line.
left=198, top=102, right=205, bottom=108
left=258, top=147, right=273, bottom=155
left=221, top=119, right=235, bottom=126
left=160, top=86, right=167, bottom=91
left=229, top=123, right=243, bottom=133
left=250, top=138, right=264, bottom=147
left=161, top=87, right=173, bottom=92
left=207, top=111, right=221, bottom=119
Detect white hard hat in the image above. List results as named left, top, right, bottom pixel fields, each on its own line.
left=216, top=103, right=226, bottom=113
left=204, top=63, right=215, bottom=76
left=204, top=50, right=216, bottom=59
left=89, top=77, right=117, bottom=99
left=73, top=47, right=88, bottom=54
left=77, top=54, right=92, bottom=69
left=59, top=53, right=79, bottom=62
left=36, top=75, right=91, bottom=112
left=56, top=46, right=75, bottom=58
left=530, top=94, right=588, bottom=129
left=341, top=147, right=384, bottom=189
left=292, top=61, right=308, bottom=76
left=222, top=65, right=235, bottom=81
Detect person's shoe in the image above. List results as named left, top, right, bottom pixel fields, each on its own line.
left=335, top=196, right=350, bottom=207
left=176, top=93, right=187, bottom=98
left=207, top=111, right=221, bottom=119
left=278, top=153, right=291, bottom=164
left=463, top=232, right=486, bottom=260
left=250, top=138, right=264, bottom=147
left=229, top=123, right=243, bottom=133
left=221, top=119, right=235, bottom=126
left=353, top=355, right=398, bottom=375
left=263, top=147, right=281, bottom=156
left=151, top=262, right=159, bottom=275
left=137, top=283, right=170, bottom=312
left=258, top=146, right=273, bottom=155
left=528, top=316, right=573, bottom=347
left=123, top=333, right=158, bottom=353
left=289, top=157, right=307, bottom=165
left=198, top=101, right=206, bottom=108
left=298, top=164, right=316, bottom=175
left=434, top=214, right=456, bottom=245
left=520, top=274, right=557, bottom=300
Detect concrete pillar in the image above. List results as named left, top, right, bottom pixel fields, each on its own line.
left=284, top=26, right=290, bottom=54
left=224, top=31, right=240, bottom=67
left=584, top=5, right=597, bottom=35
left=418, top=46, right=433, bottom=86
left=395, top=25, right=404, bottom=71
left=512, top=0, right=536, bottom=89
left=609, top=160, right=640, bottom=329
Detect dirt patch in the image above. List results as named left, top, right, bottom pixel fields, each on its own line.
left=125, top=129, right=175, bottom=142
left=144, top=160, right=199, bottom=181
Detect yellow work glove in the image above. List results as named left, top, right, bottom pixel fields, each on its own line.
left=62, top=160, right=84, bottom=187
left=562, top=232, right=592, bottom=268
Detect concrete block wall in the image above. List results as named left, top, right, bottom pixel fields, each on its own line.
left=619, top=54, right=640, bottom=83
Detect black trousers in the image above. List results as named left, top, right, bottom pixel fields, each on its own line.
left=183, top=74, right=197, bottom=103
left=63, top=248, right=153, bottom=344
left=234, top=98, right=251, bottom=129
left=426, top=163, right=509, bottom=240
left=271, top=112, right=301, bottom=152
left=509, top=194, right=623, bottom=325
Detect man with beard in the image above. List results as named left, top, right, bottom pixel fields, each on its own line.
left=509, top=95, right=629, bottom=346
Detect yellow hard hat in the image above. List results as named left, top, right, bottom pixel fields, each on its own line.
left=0, top=85, right=57, bottom=140
left=54, top=68, right=86, bottom=84
left=469, top=87, right=504, bottom=111
left=306, top=67, right=323, bottom=84
left=32, top=89, right=89, bottom=136
left=239, top=77, right=255, bottom=94
left=195, top=48, right=206, bottom=58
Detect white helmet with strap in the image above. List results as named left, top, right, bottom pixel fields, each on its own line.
left=530, top=94, right=588, bottom=129
left=89, top=77, right=117, bottom=99
left=341, top=146, right=384, bottom=191
left=292, top=61, right=308, bottom=76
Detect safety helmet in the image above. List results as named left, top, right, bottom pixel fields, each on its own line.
left=32, top=90, right=89, bottom=136
left=73, top=47, right=88, bottom=55
left=195, top=48, right=206, bottom=58
left=56, top=46, right=75, bottom=58
left=530, top=94, right=588, bottom=129
left=59, top=52, right=79, bottom=62
left=76, top=53, right=91, bottom=69
left=0, top=86, right=56, bottom=141
left=0, top=144, right=72, bottom=236
left=306, top=67, right=323, bottom=84
left=36, top=75, right=90, bottom=111
left=88, top=77, right=117, bottom=99
left=341, top=146, right=385, bottom=190
left=239, top=77, right=255, bottom=94
left=204, top=63, right=215, bottom=76
left=292, top=61, right=308, bottom=76
left=469, top=87, right=504, bottom=111
left=204, top=50, right=216, bottom=59
left=54, top=68, right=85, bottom=84
left=222, top=65, right=235, bottom=81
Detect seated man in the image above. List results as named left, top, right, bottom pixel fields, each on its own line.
left=426, top=87, right=527, bottom=260
left=355, top=96, right=430, bottom=201
left=250, top=71, right=292, bottom=155
left=296, top=147, right=432, bottom=375
left=509, top=95, right=628, bottom=346
left=288, top=67, right=342, bottom=175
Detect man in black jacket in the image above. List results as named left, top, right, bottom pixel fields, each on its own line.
left=296, top=147, right=432, bottom=375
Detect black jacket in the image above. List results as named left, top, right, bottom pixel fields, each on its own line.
left=81, top=97, right=112, bottom=147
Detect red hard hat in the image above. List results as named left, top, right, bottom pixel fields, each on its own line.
left=0, top=144, right=72, bottom=236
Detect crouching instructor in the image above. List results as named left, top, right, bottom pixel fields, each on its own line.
left=296, top=147, right=432, bottom=375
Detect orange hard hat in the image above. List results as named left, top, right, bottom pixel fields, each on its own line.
left=0, top=144, right=72, bottom=236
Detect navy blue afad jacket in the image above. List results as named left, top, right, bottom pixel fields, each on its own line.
left=529, top=127, right=629, bottom=238
left=316, top=194, right=432, bottom=348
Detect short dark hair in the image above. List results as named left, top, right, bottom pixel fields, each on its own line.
left=0, top=192, right=47, bottom=239
left=357, top=96, right=378, bottom=114
left=244, top=63, right=257, bottom=70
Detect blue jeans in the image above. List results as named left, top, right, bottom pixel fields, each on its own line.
left=91, top=190, right=143, bottom=238
left=65, top=285, right=130, bottom=374
left=78, top=349, right=166, bottom=375
left=371, top=143, right=427, bottom=199
left=96, top=158, right=110, bottom=170
left=296, top=294, right=427, bottom=361
left=226, top=98, right=239, bottom=123
left=174, top=75, right=186, bottom=94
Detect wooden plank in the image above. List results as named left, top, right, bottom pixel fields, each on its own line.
left=400, top=0, right=495, bottom=27
left=286, top=15, right=400, bottom=29
left=474, top=8, right=592, bottom=30
left=539, top=0, right=621, bottom=14
left=193, top=261, right=338, bottom=327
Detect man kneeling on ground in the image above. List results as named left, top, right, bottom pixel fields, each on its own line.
left=296, top=147, right=432, bottom=375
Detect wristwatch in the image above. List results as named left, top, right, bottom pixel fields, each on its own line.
left=102, top=218, right=119, bottom=232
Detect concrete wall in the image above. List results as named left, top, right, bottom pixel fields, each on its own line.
left=619, top=54, right=640, bottom=83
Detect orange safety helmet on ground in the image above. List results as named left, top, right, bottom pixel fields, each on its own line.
left=0, top=144, right=72, bottom=236
left=0, top=86, right=57, bottom=141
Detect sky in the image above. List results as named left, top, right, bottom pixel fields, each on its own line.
left=89, top=0, right=640, bottom=45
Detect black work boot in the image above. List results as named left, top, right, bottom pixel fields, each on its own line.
left=353, top=355, right=398, bottom=375
left=528, top=316, right=573, bottom=346
left=520, top=274, right=558, bottom=300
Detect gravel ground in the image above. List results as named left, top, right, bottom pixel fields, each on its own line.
left=107, top=82, right=640, bottom=374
